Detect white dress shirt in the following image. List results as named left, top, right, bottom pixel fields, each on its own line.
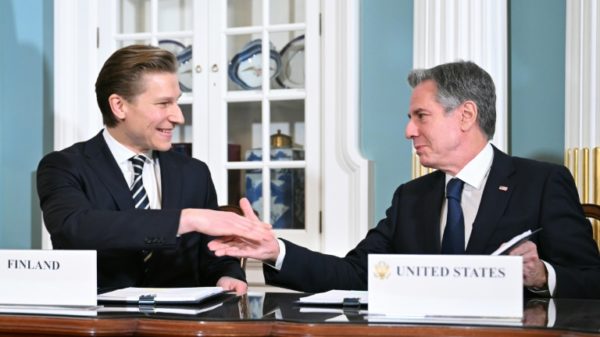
left=103, top=129, right=162, bottom=209
left=445, top=143, right=555, bottom=295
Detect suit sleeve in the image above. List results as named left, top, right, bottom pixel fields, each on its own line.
left=195, top=167, right=246, bottom=283
left=37, top=151, right=181, bottom=250
left=538, top=166, right=600, bottom=298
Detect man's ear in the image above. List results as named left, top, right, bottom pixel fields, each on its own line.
left=460, top=100, right=478, bottom=131
left=108, top=94, right=127, bottom=121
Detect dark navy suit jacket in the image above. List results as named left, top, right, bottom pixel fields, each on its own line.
left=37, top=131, right=244, bottom=290
left=265, top=147, right=600, bottom=298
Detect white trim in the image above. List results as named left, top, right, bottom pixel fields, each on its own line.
left=46, top=0, right=101, bottom=249
left=565, top=0, right=599, bottom=149
left=413, top=0, right=508, bottom=151
left=565, top=0, right=599, bottom=204
left=320, top=0, right=372, bottom=255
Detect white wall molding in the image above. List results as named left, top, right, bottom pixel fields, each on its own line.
left=565, top=0, right=599, bottom=149
left=565, top=0, right=599, bottom=204
left=413, top=0, right=508, bottom=151
left=45, top=0, right=101, bottom=249
left=320, top=0, right=372, bottom=255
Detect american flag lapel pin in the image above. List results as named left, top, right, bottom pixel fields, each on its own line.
left=498, top=185, right=508, bottom=191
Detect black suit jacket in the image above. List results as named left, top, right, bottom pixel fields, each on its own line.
left=265, top=147, right=600, bottom=298
left=37, top=131, right=244, bottom=290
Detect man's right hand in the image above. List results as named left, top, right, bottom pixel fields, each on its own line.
left=178, top=203, right=272, bottom=242
left=207, top=198, right=280, bottom=262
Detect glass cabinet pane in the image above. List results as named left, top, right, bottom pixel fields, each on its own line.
left=270, top=0, right=305, bottom=25
left=158, top=39, right=194, bottom=93
left=227, top=169, right=246, bottom=205
left=119, top=0, right=150, bottom=34
left=245, top=167, right=305, bottom=229
left=227, top=34, right=281, bottom=91
left=271, top=100, right=305, bottom=148
left=117, top=40, right=151, bottom=48
left=158, top=0, right=193, bottom=31
left=228, top=102, right=262, bottom=162
left=227, top=0, right=262, bottom=27
left=271, top=31, right=305, bottom=89
left=171, top=103, right=193, bottom=151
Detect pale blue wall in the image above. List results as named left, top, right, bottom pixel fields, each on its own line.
left=0, top=0, right=53, bottom=248
left=509, top=0, right=565, bottom=163
left=360, top=0, right=413, bottom=226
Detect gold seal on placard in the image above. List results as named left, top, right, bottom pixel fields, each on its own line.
left=373, top=261, right=391, bottom=280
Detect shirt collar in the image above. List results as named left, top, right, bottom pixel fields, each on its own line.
left=102, top=128, right=152, bottom=164
left=446, top=142, right=494, bottom=189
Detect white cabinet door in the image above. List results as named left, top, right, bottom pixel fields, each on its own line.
left=96, top=0, right=321, bottom=250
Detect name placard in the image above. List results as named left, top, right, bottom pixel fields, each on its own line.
left=368, top=255, right=522, bottom=319
left=0, top=250, right=96, bottom=306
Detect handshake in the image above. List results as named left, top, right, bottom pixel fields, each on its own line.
left=206, top=198, right=281, bottom=263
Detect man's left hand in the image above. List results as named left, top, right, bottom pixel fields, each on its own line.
left=217, top=276, right=247, bottom=295
left=508, top=240, right=547, bottom=288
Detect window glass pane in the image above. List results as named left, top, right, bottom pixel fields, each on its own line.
left=227, top=0, right=262, bottom=27
left=119, top=0, right=150, bottom=34
left=270, top=0, right=305, bottom=25
left=158, top=0, right=193, bottom=31
left=228, top=102, right=262, bottom=162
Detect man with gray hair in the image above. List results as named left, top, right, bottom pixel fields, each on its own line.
left=212, top=61, right=600, bottom=298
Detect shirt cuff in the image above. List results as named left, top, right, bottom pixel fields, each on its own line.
left=528, top=260, right=556, bottom=296
left=264, top=239, right=286, bottom=271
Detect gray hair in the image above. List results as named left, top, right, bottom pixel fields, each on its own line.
left=407, top=61, right=496, bottom=140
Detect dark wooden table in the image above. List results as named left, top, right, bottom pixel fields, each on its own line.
left=1, top=293, right=599, bottom=337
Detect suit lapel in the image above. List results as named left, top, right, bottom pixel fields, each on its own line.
left=84, top=132, right=134, bottom=210
left=156, top=151, right=182, bottom=209
left=423, top=172, right=446, bottom=253
left=466, top=147, right=516, bottom=253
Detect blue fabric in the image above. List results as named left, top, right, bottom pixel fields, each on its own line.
left=441, top=178, right=465, bottom=254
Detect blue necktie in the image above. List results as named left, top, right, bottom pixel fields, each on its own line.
left=130, top=155, right=150, bottom=210
left=441, top=178, right=465, bottom=254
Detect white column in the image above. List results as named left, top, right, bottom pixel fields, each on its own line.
left=45, top=0, right=101, bottom=249
left=565, top=0, right=599, bottom=204
left=320, top=0, right=372, bottom=255
left=413, top=0, right=508, bottom=151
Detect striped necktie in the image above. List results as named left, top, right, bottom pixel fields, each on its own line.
left=130, top=155, right=150, bottom=210
left=130, top=155, right=152, bottom=263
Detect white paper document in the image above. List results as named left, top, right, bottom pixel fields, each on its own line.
left=491, top=228, right=543, bottom=256
left=0, top=304, right=98, bottom=317
left=98, top=302, right=223, bottom=315
left=97, top=287, right=224, bottom=304
left=366, top=314, right=522, bottom=326
left=297, top=290, right=368, bottom=305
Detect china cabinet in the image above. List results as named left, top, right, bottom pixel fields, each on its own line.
left=53, top=0, right=370, bottom=289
